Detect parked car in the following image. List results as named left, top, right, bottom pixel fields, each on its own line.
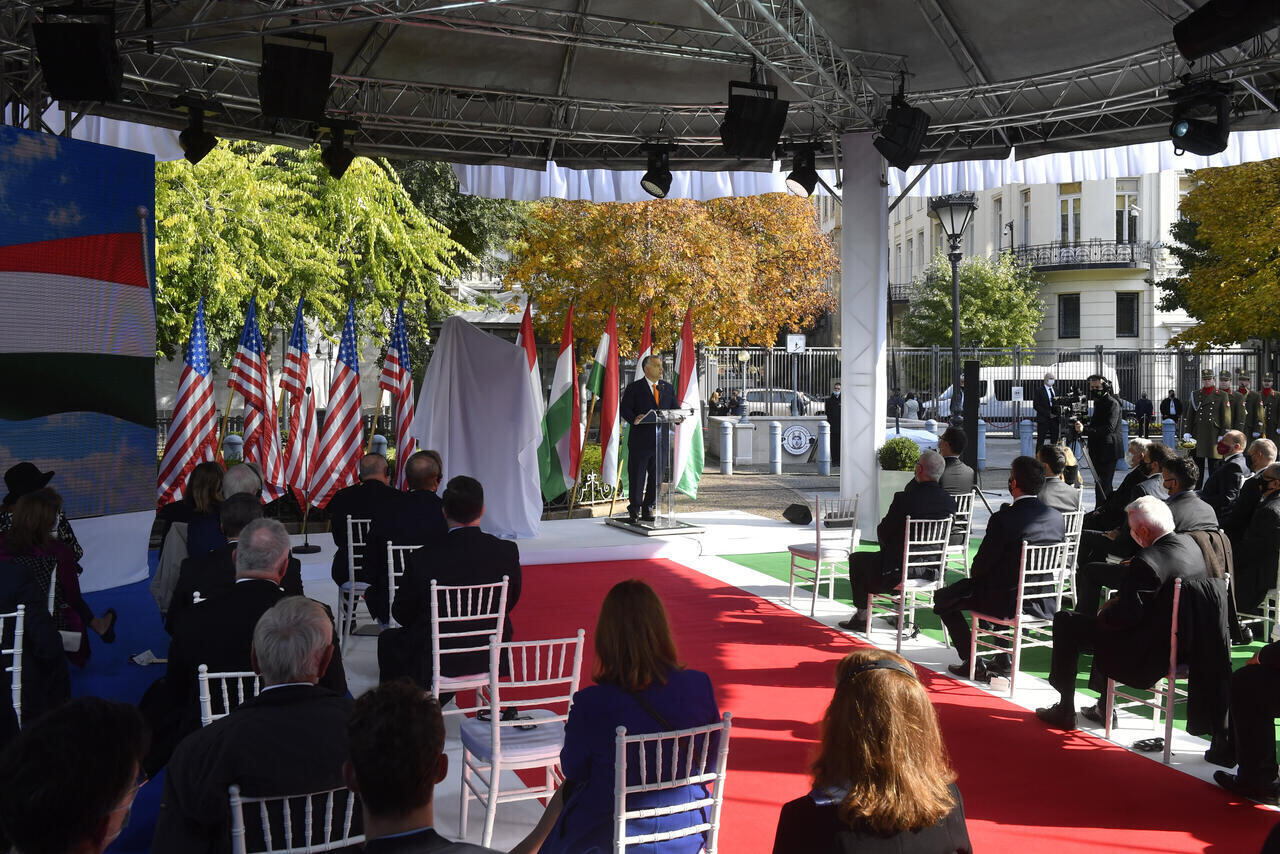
left=922, top=363, right=1122, bottom=426
left=743, top=388, right=814, bottom=416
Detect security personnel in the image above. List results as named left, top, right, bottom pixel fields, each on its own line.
left=1191, top=369, right=1231, bottom=487
left=1263, top=374, right=1280, bottom=448
left=1237, top=371, right=1263, bottom=440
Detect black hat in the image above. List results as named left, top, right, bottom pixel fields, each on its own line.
left=3, top=462, right=54, bottom=506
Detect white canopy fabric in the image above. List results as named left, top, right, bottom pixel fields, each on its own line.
left=410, top=316, right=542, bottom=539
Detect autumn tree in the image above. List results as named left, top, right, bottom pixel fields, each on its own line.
left=1156, top=158, right=1280, bottom=347
left=504, top=194, right=837, bottom=353
left=900, top=252, right=1045, bottom=349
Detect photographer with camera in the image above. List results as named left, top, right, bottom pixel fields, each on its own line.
left=1071, top=375, right=1123, bottom=506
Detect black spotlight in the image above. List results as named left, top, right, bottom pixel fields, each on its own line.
left=1168, top=79, right=1232, bottom=156
left=640, top=145, right=674, bottom=199
left=720, top=81, right=790, bottom=159
left=1174, top=0, right=1280, bottom=62
left=173, top=97, right=219, bottom=165
left=874, top=93, right=931, bottom=171
left=321, top=125, right=358, bottom=179
left=785, top=148, right=819, bottom=197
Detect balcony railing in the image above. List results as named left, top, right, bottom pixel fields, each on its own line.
left=1008, top=239, right=1150, bottom=271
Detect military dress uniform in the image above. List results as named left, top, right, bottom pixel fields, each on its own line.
left=1236, top=372, right=1263, bottom=439
left=1263, top=375, right=1280, bottom=448
left=1191, top=369, right=1231, bottom=487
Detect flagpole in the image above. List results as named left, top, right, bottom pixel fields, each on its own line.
left=217, top=386, right=235, bottom=465
left=607, top=448, right=626, bottom=518
left=367, top=388, right=386, bottom=453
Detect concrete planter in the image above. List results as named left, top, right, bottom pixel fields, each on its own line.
left=876, top=469, right=915, bottom=530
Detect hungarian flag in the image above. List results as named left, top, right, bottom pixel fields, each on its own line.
left=540, top=306, right=580, bottom=500
left=673, top=308, right=704, bottom=499
left=620, top=306, right=654, bottom=496
left=516, top=304, right=549, bottom=488
left=586, top=307, right=621, bottom=489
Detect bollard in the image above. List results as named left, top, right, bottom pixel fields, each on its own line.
left=222, top=433, right=244, bottom=462
left=719, top=420, right=734, bottom=476
left=925, top=419, right=938, bottom=434
left=817, top=421, right=831, bottom=476
left=1019, top=419, right=1035, bottom=458
left=769, top=421, right=783, bottom=475
left=370, top=434, right=388, bottom=456
left=1118, top=420, right=1129, bottom=470
left=976, top=420, right=987, bottom=472
left=1163, top=417, right=1178, bottom=450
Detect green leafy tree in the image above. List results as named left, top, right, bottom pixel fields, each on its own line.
left=1154, top=216, right=1213, bottom=317
left=900, top=252, right=1045, bottom=349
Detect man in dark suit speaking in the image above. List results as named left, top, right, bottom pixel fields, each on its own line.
left=619, top=354, right=677, bottom=524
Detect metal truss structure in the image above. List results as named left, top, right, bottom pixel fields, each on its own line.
left=1, top=0, right=1277, bottom=169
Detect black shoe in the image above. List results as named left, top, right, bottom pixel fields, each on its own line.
left=985, top=657, right=1012, bottom=679
left=1079, top=702, right=1117, bottom=728
left=1214, top=771, right=1280, bottom=805
left=836, top=611, right=865, bottom=630
left=627, top=511, right=639, bottom=524
left=639, top=508, right=656, bottom=522
left=1204, top=741, right=1237, bottom=768
left=948, top=661, right=990, bottom=683
left=1235, top=624, right=1255, bottom=645
left=1035, top=702, right=1078, bottom=730
left=97, top=608, right=118, bottom=644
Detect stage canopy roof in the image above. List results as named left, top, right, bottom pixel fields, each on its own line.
left=2, top=0, right=1279, bottom=177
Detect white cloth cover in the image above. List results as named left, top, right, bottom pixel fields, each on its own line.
left=410, top=317, right=542, bottom=539
left=73, top=510, right=153, bottom=593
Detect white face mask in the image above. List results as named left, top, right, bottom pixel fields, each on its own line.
left=1045, top=379, right=1054, bottom=387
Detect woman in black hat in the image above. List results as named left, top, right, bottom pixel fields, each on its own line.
left=0, top=462, right=83, bottom=561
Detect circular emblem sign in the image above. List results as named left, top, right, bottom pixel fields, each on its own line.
left=781, top=424, right=814, bottom=456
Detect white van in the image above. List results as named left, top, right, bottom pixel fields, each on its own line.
left=925, top=364, right=1122, bottom=426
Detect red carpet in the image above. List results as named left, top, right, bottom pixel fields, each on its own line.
left=519, top=558, right=1279, bottom=853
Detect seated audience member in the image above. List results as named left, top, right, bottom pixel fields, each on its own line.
left=1083, top=438, right=1158, bottom=531
left=934, top=456, right=1064, bottom=681
left=1220, top=438, right=1277, bottom=540
left=344, top=680, right=499, bottom=853
left=0, top=488, right=115, bottom=663
left=155, top=459, right=223, bottom=542
left=771, top=649, right=971, bottom=854
left=937, top=427, right=976, bottom=497
left=1036, top=497, right=1207, bottom=730
left=1231, top=462, right=1280, bottom=616
left=326, top=453, right=404, bottom=589
left=0, top=558, right=68, bottom=748
left=838, top=451, right=956, bottom=630
left=1162, top=456, right=1219, bottom=532
left=1036, top=443, right=1081, bottom=513
left=165, top=494, right=305, bottom=633
left=1200, top=430, right=1250, bottom=513
left=1215, top=640, right=1280, bottom=805
left=146, top=518, right=346, bottom=773
left=378, top=476, right=520, bottom=690
left=153, top=597, right=353, bottom=853
left=0, top=462, right=83, bottom=560
left=363, top=451, right=448, bottom=624
left=0, top=697, right=149, bottom=854
left=512, top=580, right=720, bottom=854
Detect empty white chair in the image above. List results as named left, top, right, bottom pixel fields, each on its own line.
left=944, top=491, right=976, bottom=578
left=458, top=631, right=586, bottom=847
left=1240, top=551, right=1280, bottom=642
left=338, top=517, right=372, bottom=648
left=2, top=605, right=24, bottom=728
left=612, top=712, right=733, bottom=853
left=198, top=665, right=261, bottom=727
left=1059, top=509, right=1086, bottom=600
left=430, top=577, right=510, bottom=714
left=967, top=541, right=1067, bottom=697
left=385, top=543, right=420, bottom=628
left=866, top=517, right=953, bottom=653
left=786, top=495, right=859, bottom=616
left=228, top=783, right=363, bottom=853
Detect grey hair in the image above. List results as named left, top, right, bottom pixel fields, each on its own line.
left=1125, top=495, right=1174, bottom=539
left=1250, top=438, right=1278, bottom=464
left=1267, top=462, right=1280, bottom=481
left=1128, top=436, right=1152, bottom=454
left=917, top=450, right=945, bottom=482
left=235, top=518, right=291, bottom=578
left=252, top=597, right=333, bottom=685
left=222, top=462, right=264, bottom=498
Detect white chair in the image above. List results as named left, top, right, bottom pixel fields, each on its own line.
left=786, top=495, right=859, bottom=616
left=458, top=631, right=586, bottom=847
left=430, top=577, right=510, bottom=714
left=1059, top=509, right=1086, bottom=600
left=338, top=517, right=371, bottom=648
left=944, top=491, right=976, bottom=578
left=866, top=517, right=953, bottom=653
left=1241, top=551, right=1280, bottom=642
left=967, top=541, right=1067, bottom=697
left=228, top=783, right=363, bottom=853
left=1104, top=578, right=1187, bottom=765
left=198, top=665, right=261, bottom=727
left=385, top=543, right=420, bottom=628
left=2, top=605, right=24, bottom=728
left=613, top=712, right=733, bottom=853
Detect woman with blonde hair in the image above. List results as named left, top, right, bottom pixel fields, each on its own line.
left=772, top=649, right=970, bottom=853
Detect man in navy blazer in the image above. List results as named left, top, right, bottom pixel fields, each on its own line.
left=934, top=456, right=1065, bottom=681
left=363, top=451, right=448, bottom=624
left=1200, top=430, right=1250, bottom=513
left=619, top=355, right=678, bottom=523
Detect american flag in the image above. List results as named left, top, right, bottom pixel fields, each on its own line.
left=281, top=298, right=318, bottom=506
left=156, top=297, right=217, bottom=505
left=379, top=300, right=417, bottom=489
left=228, top=297, right=286, bottom=500
left=312, top=300, right=364, bottom=507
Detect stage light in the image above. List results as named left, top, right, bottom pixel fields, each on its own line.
left=1174, top=0, right=1280, bottom=62
left=640, top=146, right=673, bottom=199
left=321, top=124, right=358, bottom=179
left=785, top=148, right=819, bottom=197
left=1168, top=79, right=1232, bottom=156
left=172, top=96, right=219, bottom=165
left=874, top=93, right=931, bottom=171
left=720, top=81, right=789, bottom=159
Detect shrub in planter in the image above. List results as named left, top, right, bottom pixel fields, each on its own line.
left=877, top=436, right=921, bottom=471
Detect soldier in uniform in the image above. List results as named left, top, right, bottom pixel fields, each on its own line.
left=1263, top=373, right=1280, bottom=448
left=1191, top=368, right=1231, bottom=488
left=1236, top=370, right=1263, bottom=440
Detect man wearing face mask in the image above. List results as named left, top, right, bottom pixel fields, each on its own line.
left=1263, top=374, right=1280, bottom=448
left=1072, top=375, right=1123, bottom=506
left=1199, top=430, right=1249, bottom=514
left=824, top=382, right=842, bottom=466
left=1160, top=389, right=1183, bottom=434
left=1190, top=369, right=1231, bottom=488
left=1032, top=372, right=1059, bottom=446
left=1235, top=372, right=1262, bottom=439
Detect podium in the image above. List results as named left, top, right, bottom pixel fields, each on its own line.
left=605, top=407, right=704, bottom=537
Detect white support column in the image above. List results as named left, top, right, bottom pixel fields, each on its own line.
left=839, top=132, right=888, bottom=517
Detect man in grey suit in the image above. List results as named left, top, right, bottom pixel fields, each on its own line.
left=1036, top=444, right=1082, bottom=513
left=937, top=427, right=976, bottom=496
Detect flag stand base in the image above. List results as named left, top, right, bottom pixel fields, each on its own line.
left=604, top=516, right=704, bottom=537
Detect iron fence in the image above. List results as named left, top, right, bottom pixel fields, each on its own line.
left=1009, top=239, right=1152, bottom=271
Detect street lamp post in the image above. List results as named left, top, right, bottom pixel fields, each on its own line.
left=928, top=193, right=978, bottom=425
